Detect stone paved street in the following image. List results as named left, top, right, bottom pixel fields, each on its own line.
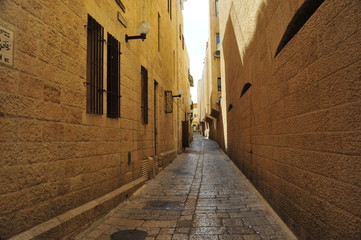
left=76, top=135, right=296, bottom=240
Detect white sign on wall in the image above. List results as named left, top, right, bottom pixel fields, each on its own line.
left=0, top=25, right=14, bottom=67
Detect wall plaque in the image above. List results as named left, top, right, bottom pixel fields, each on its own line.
left=0, top=25, right=14, bottom=67
left=165, top=90, right=173, bottom=113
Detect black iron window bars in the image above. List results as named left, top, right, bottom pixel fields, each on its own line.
left=86, top=15, right=104, bottom=115
left=141, top=66, right=148, bottom=124
left=107, top=33, right=121, bottom=118
left=86, top=15, right=122, bottom=118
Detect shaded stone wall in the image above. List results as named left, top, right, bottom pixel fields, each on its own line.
left=0, top=0, right=190, bottom=238
left=220, top=0, right=361, bottom=239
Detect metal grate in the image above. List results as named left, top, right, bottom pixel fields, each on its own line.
left=107, top=33, right=121, bottom=118
left=165, top=90, right=173, bottom=113
left=144, top=200, right=182, bottom=210
left=111, top=230, right=147, bottom=240
left=86, top=15, right=104, bottom=115
left=141, top=158, right=149, bottom=180
left=141, top=66, right=148, bottom=124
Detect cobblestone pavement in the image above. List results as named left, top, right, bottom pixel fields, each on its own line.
left=76, top=134, right=296, bottom=240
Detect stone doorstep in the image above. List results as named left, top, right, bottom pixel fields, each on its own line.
left=9, top=177, right=147, bottom=240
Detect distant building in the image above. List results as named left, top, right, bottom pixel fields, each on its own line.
left=198, top=0, right=224, bottom=146
left=191, top=103, right=200, bottom=132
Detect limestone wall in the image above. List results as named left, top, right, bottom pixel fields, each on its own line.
left=0, top=0, right=190, bottom=238
left=219, top=0, right=361, bottom=239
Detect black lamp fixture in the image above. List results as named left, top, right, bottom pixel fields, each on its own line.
left=125, top=21, right=151, bottom=42
left=172, top=89, right=183, bottom=98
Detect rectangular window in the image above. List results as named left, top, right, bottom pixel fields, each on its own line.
left=182, top=35, right=184, bottom=50
left=168, top=0, right=172, bottom=20
left=215, top=0, right=219, bottom=16
left=216, top=33, right=220, bottom=50
left=141, top=66, right=148, bottom=124
left=158, top=13, right=161, bottom=51
left=115, top=0, right=126, bottom=12
left=217, top=77, right=221, bottom=91
left=107, top=33, right=120, bottom=118
left=86, top=15, right=104, bottom=115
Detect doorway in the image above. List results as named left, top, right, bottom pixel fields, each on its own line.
left=154, top=81, right=158, bottom=155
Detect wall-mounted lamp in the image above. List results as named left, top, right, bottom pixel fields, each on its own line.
left=125, top=21, right=151, bottom=42
left=172, top=89, right=182, bottom=98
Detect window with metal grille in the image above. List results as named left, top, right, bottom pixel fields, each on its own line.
left=141, top=66, right=148, bottom=124
left=217, top=77, right=221, bottom=91
left=86, top=15, right=104, bottom=115
left=107, top=33, right=121, bottom=118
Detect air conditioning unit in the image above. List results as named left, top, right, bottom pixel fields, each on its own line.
left=214, top=50, right=220, bottom=57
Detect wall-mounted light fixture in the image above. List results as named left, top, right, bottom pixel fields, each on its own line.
left=125, top=21, right=151, bottom=42
left=172, top=89, right=183, bottom=98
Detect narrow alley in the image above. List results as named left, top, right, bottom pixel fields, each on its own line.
left=1, top=1, right=360, bottom=239
left=76, top=135, right=295, bottom=240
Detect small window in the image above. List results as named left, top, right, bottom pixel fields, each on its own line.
left=240, top=83, right=252, bottom=97
left=275, top=0, right=325, bottom=57
left=216, top=33, right=220, bottom=50
left=215, top=0, right=219, bottom=17
left=86, top=15, right=104, bottom=115
left=217, top=77, right=221, bottom=91
left=115, top=0, right=126, bottom=12
left=158, top=13, right=161, bottom=51
left=168, top=0, right=172, bottom=20
left=182, top=35, right=184, bottom=50
left=107, top=33, right=121, bottom=118
left=141, top=66, right=148, bottom=124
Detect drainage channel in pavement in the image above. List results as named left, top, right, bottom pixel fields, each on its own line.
left=143, top=200, right=183, bottom=210
left=110, top=230, right=148, bottom=240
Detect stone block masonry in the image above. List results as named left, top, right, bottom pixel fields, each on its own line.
left=0, top=0, right=191, bottom=238
left=76, top=135, right=296, bottom=240
left=218, top=0, right=361, bottom=239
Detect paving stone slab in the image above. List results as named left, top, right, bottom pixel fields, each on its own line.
left=76, top=135, right=296, bottom=240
